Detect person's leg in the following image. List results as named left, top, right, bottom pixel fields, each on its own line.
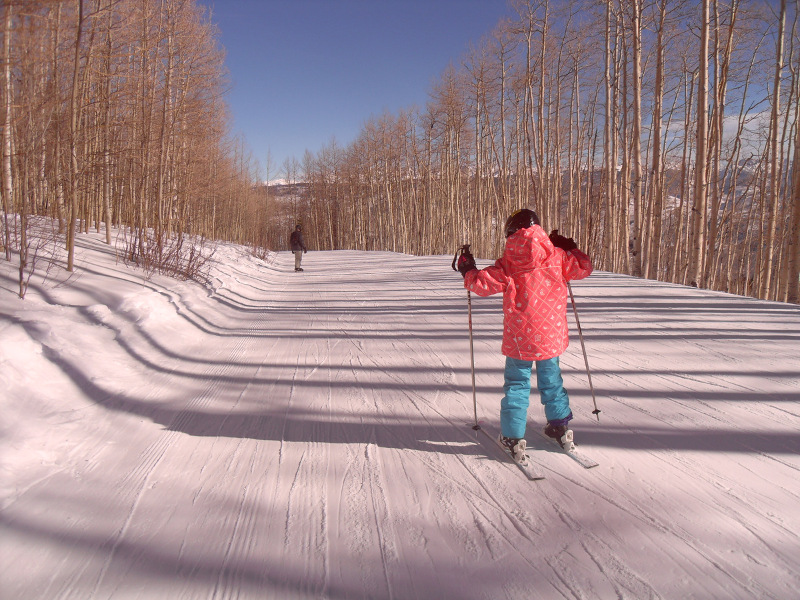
left=535, top=356, right=573, bottom=424
left=294, top=250, right=302, bottom=270
left=500, top=357, right=533, bottom=439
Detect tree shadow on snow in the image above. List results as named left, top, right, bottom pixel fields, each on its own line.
left=34, top=338, right=800, bottom=459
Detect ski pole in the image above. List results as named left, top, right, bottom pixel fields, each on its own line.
left=465, top=289, right=479, bottom=429
left=452, top=245, right=480, bottom=429
left=567, top=282, right=601, bottom=421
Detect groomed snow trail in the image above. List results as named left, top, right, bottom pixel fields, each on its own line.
left=2, top=232, right=800, bottom=599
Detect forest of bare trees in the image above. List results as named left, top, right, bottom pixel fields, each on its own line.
left=1, top=0, right=271, bottom=297
left=290, top=0, right=799, bottom=304
left=2, top=0, right=799, bottom=303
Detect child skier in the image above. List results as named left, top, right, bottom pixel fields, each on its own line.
left=456, top=208, right=593, bottom=460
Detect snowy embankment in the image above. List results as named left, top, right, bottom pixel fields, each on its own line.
left=1, top=230, right=799, bottom=600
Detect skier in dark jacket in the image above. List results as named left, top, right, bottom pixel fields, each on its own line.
left=290, top=224, right=307, bottom=272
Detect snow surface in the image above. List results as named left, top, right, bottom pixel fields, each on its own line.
left=2, top=230, right=800, bottom=600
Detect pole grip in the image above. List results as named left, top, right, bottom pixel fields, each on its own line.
left=452, top=244, right=471, bottom=271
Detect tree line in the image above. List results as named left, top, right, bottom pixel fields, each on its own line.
left=2, top=0, right=799, bottom=304
left=1, top=0, right=269, bottom=297
left=289, top=0, right=799, bottom=304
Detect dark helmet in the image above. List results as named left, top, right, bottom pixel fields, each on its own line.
left=295, top=224, right=302, bottom=231
left=504, top=208, right=540, bottom=238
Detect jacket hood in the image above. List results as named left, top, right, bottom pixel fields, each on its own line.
left=504, top=224, right=555, bottom=271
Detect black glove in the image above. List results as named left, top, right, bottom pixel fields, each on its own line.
left=304, top=249, right=307, bottom=254
left=457, top=252, right=477, bottom=277
left=549, top=229, right=577, bottom=252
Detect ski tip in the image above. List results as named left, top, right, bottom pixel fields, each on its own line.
left=516, top=457, right=545, bottom=479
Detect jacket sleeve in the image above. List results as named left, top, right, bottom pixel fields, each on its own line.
left=463, top=260, right=508, bottom=297
left=561, top=248, right=593, bottom=282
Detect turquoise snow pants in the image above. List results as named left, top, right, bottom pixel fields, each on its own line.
left=500, top=356, right=572, bottom=440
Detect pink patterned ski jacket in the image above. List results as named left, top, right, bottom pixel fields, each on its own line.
left=463, top=225, right=593, bottom=361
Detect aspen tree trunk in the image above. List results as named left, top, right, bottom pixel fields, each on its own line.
left=80, top=12, right=97, bottom=237
left=761, top=0, right=786, bottom=299
left=630, top=0, right=643, bottom=277
left=706, top=0, right=722, bottom=289
left=50, top=5, right=66, bottom=233
left=618, top=10, right=630, bottom=274
left=472, top=71, right=483, bottom=246
left=513, top=90, right=524, bottom=210
left=495, top=27, right=509, bottom=211
left=1, top=3, right=13, bottom=260
left=567, top=55, right=577, bottom=232
left=133, top=4, right=148, bottom=262
left=787, top=20, right=800, bottom=304
left=688, top=0, right=709, bottom=287
left=613, top=7, right=627, bottom=272
left=102, top=0, right=112, bottom=245
left=156, top=0, right=175, bottom=259
left=645, top=0, right=666, bottom=280
left=580, top=81, right=599, bottom=249
left=708, top=0, right=738, bottom=290
left=603, top=0, right=615, bottom=271
left=776, top=44, right=795, bottom=300
left=752, top=149, right=771, bottom=296
left=787, top=123, right=800, bottom=302
left=673, top=67, right=694, bottom=284
left=67, top=0, right=85, bottom=272
left=550, top=21, right=568, bottom=230
left=537, top=2, right=548, bottom=225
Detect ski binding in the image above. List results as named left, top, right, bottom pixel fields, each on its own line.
left=472, top=424, right=545, bottom=480
left=540, top=429, right=599, bottom=469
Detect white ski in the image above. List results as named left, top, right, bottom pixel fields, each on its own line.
left=472, top=424, right=545, bottom=480
left=538, top=429, right=599, bottom=469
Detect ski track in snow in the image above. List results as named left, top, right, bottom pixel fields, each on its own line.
left=2, top=232, right=800, bottom=599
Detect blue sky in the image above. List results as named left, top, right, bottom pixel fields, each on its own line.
left=196, top=0, right=511, bottom=180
